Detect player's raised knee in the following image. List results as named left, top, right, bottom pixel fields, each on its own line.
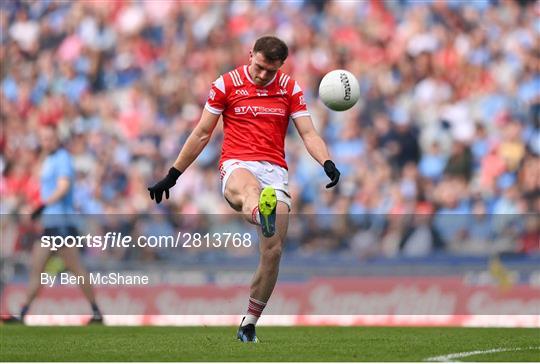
left=243, top=184, right=261, bottom=197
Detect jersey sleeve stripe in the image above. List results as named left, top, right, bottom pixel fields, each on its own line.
left=291, top=110, right=310, bottom=119
left=232, top=70, right=239, bottom=86
left=232, top=70, right=243, bottom=86
left=236, top=70, right=244, bottom=85
left=280, top=75, right=290, bottom=88
left=229, top=71, right=239, bottom=86
left=205, top=102, right=223, bottom=115
left=279, top=73, right=285, bottom=85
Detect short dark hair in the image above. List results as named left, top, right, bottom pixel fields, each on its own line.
left=253, top=36, right=288, bottom=63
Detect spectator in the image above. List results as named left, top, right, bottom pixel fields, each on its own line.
left=1, top=0, right=538, bottom=261
left=444, top=141, right=473, bottom=182
left=399, top=203, right=444, bottom=257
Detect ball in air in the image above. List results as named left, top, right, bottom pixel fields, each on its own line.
left=318, top=70, right=360, bottom=111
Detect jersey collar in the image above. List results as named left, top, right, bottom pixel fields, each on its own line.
left=243, top=65, right=277, bottom=88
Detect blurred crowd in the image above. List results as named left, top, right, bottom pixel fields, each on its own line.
left=1, top=0, right=539, bottom=261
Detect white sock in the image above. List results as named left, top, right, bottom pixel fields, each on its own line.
left=243, top=314, right=259, bottom=326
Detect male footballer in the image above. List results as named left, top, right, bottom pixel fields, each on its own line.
left=148, top=36, right=340, bottom=342
left=18, top=125, right=103, bottom=324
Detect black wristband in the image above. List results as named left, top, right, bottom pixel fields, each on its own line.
left=168, top=167, right=182, bottom=180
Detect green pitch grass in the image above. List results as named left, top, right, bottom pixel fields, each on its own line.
left=1, top=326, right=539, bottom=362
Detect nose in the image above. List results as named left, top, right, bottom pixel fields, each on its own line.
left=259, top=70, right=268, bottom=80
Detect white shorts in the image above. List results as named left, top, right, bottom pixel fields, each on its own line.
left=220, top=159, right=291, bottom=209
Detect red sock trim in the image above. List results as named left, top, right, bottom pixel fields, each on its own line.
left=251, top=206, right=259, bottom=225
left=247, top=297, right=266, bottom=318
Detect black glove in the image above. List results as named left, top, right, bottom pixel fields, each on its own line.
left=323, top=160, right=340, bottom=189
left=30, top=204, right=46, bottom=220
left=148, top=167, right=182, bottom=204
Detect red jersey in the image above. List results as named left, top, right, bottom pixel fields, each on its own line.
left=205, top=65, right=309, bottom=169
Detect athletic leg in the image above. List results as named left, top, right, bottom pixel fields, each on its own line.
left=249, top=201, right=289, bottom=302
left=224, top=164, right=289, bottom=341
left=224, top=168, right=263, bottom=224
left=237, top=201, right=289, bottom=342
left=21, top=244, right=52, bottom=318
left=58, top=247, right=102, bottom=322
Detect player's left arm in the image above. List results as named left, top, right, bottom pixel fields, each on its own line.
left=293, top=116, right=331, bottom=165
left=293, top=116, right=340, bottom=188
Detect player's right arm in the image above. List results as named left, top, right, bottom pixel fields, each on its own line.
left=148, top=110, right=220, bottom=203
left=148, top=76, right=226, bottom=204
left=172, top=109, right=220, bottom=172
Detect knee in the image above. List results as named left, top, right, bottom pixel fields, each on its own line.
left=240, top=185, right=261, bottom=213
left=261, top=244, right=283, bottom=266
left=243, top=184, right=260, bottom=199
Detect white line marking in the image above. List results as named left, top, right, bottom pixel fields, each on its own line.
left=425, top=346, right=540, bottom=362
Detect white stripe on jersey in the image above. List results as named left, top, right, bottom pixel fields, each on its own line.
left=204, top=102, right=223, bottom=115
left=234, top=70, right=243, bottom=85
left=229, top=71, right=238, bottom=86
left=290, top=110, right=310, bottom=119
left=280, top=74, right=290, bottom=88
left=230, top=70, right=242, bottom=86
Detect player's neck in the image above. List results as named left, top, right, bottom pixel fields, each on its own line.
left=246, top=64, right=259, bottom=85
left=246, top=64, right=276, bottom=87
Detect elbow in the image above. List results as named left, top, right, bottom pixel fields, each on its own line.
left=59, top=185, right=71, bottom=198
left=195, top=125, right=213, bottom=145
left=197, top=132, right=211, bottom=145
left=58, top=180, right=71, bottom=195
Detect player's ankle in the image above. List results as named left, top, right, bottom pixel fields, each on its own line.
left=20, top=304, right=29, bottom=319
left=91, top=302, right=101, bottom=315
left=244, top=297, right=266, bottom=326
left=243, top=314, right=259, bottom=326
